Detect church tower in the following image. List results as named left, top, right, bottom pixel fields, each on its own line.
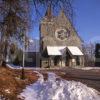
left=39, top=7, right=84, bottom=68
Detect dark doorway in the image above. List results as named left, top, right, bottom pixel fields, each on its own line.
left=76, top=56, right=80, bottom=66
left=65, top=52, right=71, bottom=66
left=54, top=56, right=60, bottom=66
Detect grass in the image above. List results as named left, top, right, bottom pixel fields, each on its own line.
left=0, top=66, right=100, bottom=99
left=0, top=66, right=38, bottom=100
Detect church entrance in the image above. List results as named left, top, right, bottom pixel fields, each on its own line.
left=76, top=56, right=80, bottom=66
left=65, top=51, right=71, bottom=66
left=53, top=56, right=61, bottom=66
left=41, top=46, right=84, bottom=68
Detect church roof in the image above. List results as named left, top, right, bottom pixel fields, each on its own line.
left=47, top=46, right=66, bottom=55
left=58, top=9, right=84, bottom=43
left=47, top=46, right=83, bottom=56
left=41, top=8, right=84, bottom=44
left=67, top=46, right=83, bottom=56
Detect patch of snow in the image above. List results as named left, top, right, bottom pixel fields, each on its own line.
left=5, top=89, right=10, bottom=94
left=18, top=72, right=100, bottom=100
left=6, top=64, right=36, bottom=70
left=77, top=67, right=100, bottom=70
left=0, top=95, right=6, bottom=100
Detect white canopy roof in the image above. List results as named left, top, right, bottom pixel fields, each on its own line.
left=67, top=46, right=83, bottom=56
left=47, top=46, right=83, bottom=56
left=47, top=46, right=66, bottom=56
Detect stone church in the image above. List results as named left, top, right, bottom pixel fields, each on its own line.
left=39, top=6, right=84, bottom=68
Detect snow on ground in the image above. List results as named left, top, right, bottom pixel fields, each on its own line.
left=76, top=67, right=100, bottom=70
left=0, top=95, right=6, bottom=100
left=18, top=72, right=100, bottom=100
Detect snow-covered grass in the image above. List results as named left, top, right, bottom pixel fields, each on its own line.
left=18, top=71, right=100, bottom=100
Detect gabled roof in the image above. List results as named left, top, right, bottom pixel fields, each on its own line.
left=47, top=46, right=66, bottom=55
left=58, top=9, right=84, bottom=43
left=47, top=46, right=83, bottom=56
left=67, top=46, right=83, bottom=56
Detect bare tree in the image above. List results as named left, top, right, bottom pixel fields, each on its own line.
left=0, top=0, right=30, bottom=65
left=82, top=43, right=95, bottom=66
left=0, top=0, right=74, bottom=66
left=31, top=0, right=74, bottom=22
left=0, top=0, right=74, bottom=80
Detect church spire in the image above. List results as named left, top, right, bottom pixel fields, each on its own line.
left=59, top=9, right=65, bottom=17
left=45, top=4, right=52, bottom=19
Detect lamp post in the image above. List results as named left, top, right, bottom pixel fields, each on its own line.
left=21, top=37, right=34, bottom=79
left=28, top=39, right=34, bottom=66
